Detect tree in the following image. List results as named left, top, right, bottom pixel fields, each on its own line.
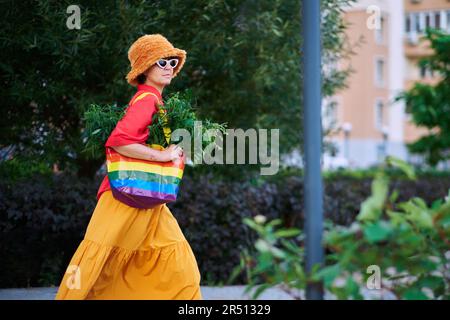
left=1, top=0, right=354, bottom=178
left=396, top=28, right=450, bottom=167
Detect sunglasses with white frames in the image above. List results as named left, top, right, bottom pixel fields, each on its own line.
left=155, top=58, right=179, bottom=69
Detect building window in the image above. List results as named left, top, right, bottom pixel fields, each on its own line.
left=406, top=10, right=450, bottom=35
left=375, top=100, right=384, bottom=130
left=447, top=11, right=450, bottom=32
left=420, top=65, right=426, bottom=78
left=405, top=15, right=411, bottom=32
left=375, top=58, right=385, bottom=87
left=420, top=65, right=434, bottom=79
left=377, top=143, right=386, bottom=162
left=375, top=15, right=385, bottom=44
left=425, top=12, right=431, bottom=29
left=435, top=11, right=441, bottom=29
left=415, top=13, right=421, bottom=33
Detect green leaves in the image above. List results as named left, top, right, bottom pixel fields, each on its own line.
left=357, top=172, right=389, bottom=222
left=238, top=156, right=450, bottom=299
left=398, top=198, right=434, bottom=229
left=402, top=288, right=430, bottom=300
left=313, top=264, right=341, bottom=287
left=81, top=102, right=126, bottom=159
left=274, top=229, right=302, bottom=238
left=149, top=90, right=228, bottom=151
left=363, top=221, right=392, bottom=243
left=255, top=239, right=286, bottom=259
left=395, top=28, right=450, bottom=167
left=386, top=156, right=417, bottom=180
left=81, top=89, right=228, bottom=161
left=239, top=215, right=306, bottom=299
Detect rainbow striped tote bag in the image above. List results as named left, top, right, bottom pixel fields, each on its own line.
left=106, top=91, right=184, bottom=209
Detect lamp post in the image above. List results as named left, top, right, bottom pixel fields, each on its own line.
left=302, top=0, right=324, bottom=300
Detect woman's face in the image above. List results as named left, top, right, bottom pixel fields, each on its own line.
left=144, top=57, right=178, bottom=87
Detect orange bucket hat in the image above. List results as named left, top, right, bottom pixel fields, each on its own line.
left=126, top=34, right=187, bottom=86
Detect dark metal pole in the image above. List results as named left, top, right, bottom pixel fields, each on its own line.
left=302, top=0, right=324, bottom=300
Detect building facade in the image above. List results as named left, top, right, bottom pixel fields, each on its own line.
left=323, top=0, right=450, bottom=169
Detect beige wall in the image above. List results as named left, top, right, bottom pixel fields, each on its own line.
left=333, top=0, right=448, bottom=143
left=404, top=0, right=450, bottom=12
left=333, top=9, right=390, bottom=141
left=404, top=39, right=435, bottom=58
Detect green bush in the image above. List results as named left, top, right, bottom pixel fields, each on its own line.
left=0, top=157, right=53, bottom=182
left=1, top=161, right=450, bottom=288
left=0, top=172, right=98, bottom=287
left=236, top=157, right=450, bottom=300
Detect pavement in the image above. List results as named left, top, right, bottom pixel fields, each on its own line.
left=0, top=285, right=297, bottom=300
left=0, top=285, right=396, bottom=300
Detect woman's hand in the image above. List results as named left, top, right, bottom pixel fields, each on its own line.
left=162, top=144, right=184, bottom=163
left=112, top=143, right=185, bottom=163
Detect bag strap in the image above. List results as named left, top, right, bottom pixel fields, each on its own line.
left=129, top=91, right=171, bottom=145
left=130, top=91, right=161, bottom=106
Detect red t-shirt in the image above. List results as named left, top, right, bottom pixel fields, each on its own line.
left=96, top=84, right=163, bottom=201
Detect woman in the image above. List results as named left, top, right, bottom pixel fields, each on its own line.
left=55, top=34, right=202, bottom=300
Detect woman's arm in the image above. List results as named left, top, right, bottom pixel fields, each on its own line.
left=105, top=94, right=183, bottom=163
left=112, top=143, right=183, bottom=163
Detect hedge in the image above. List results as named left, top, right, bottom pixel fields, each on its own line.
left=1, top=166, right=450, bottom=288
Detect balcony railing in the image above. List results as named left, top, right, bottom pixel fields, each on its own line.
left=405, top=9, right=450, bottom=45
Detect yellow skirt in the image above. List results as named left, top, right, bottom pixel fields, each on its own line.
left=55, top=190, right=202, bottom=300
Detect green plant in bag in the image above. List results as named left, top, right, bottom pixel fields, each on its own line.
left=81, top=89, right=228, bottom=163
left=148, top=90, right=228, bottom=164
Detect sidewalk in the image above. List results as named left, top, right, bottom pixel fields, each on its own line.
left=0, top=285, right=396, bottom=300
left=0, top=285, right=296, bottom=300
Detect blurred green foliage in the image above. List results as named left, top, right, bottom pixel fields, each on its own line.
left=234, top=157, right=450, bottom=299
left=1, top=0, right=355, bottom=178
left=396, top=28, right=450, bottom=166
